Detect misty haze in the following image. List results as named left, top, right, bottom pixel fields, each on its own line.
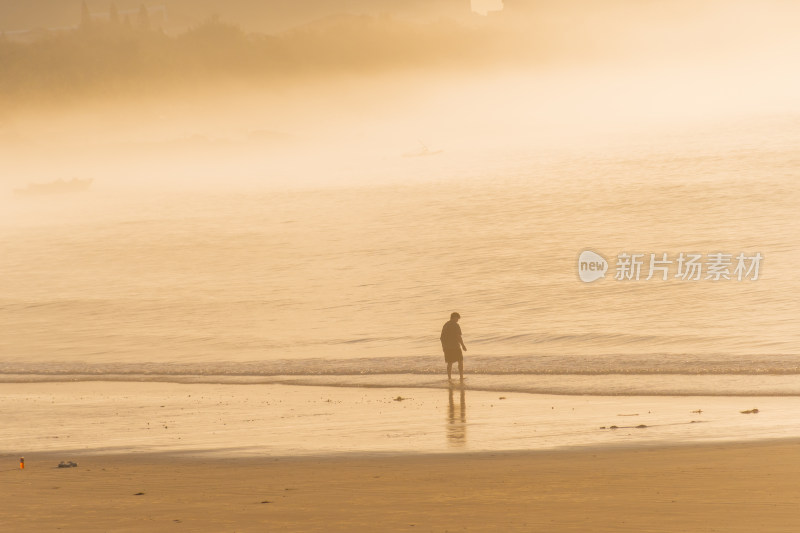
left=2, top=2, right=800, bottom=532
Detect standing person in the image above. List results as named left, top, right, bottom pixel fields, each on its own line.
left=440, top=312, right=467, bottom=380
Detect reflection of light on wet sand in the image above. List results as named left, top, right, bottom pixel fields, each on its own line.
left=3, top=382, right=800, bottom=457
left=447, top=384, right=467, bottom=447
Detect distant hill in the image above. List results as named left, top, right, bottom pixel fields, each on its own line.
left=0, top=0, right=476, bottom=34
left=0, top=9, right=498, bottom=106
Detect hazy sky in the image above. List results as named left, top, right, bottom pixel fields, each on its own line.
left=2, top=0, right=799, bottom=193
left=472, top=0, right=504, bottom=16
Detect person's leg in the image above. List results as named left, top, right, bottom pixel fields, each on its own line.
left=458, top=360, right=463, bottom=380
left=447, top=362, right=453, bottom=380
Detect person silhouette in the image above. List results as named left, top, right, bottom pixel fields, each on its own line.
left=440, top=312, right=467, bottom=380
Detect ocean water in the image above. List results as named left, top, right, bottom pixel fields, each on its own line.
left=2, top=126, right=799, bottom=396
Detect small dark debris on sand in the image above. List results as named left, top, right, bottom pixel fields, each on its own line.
left=741, top=408, right=759, bottom=414
left=260, top=500, right=271, bottom=504
left=393, top=396, right=410, bottom=402
left=133, top=492, right=145, bottom=496
left=57, top=461, right=78, bottom=468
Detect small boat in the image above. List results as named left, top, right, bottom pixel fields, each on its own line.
left=14, top=178, right=93, bottom=196
left=402, top=141, right=443, bottom=158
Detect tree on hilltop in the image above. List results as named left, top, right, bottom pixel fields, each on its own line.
left=80, top=1, right=92, bottom=30
left=137, top=4, right=151, bottom=31
left=110, top=3, right=120, bottom=26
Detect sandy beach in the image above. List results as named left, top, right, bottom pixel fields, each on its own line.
left=2, top=382, right=800, bottom=531
left=4, top=1, right=800, bottom=531
left=3, top=441, right=800, bottom=532
left=2, top=382, right=799, bottom=455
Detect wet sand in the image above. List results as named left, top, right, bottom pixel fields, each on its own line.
left=3, top=441, right=800, bottom=532
left=3, top=382, right=800, bottom=531
left=2, top=382, right=799, bottom=455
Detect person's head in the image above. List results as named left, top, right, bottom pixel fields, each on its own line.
left=450, top=312, right=460, bottom=322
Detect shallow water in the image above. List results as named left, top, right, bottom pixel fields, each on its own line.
left=1, top=121, right=799, bottom=397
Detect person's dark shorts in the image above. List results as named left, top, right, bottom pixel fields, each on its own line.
left=443, top=346, right=463, bottom=363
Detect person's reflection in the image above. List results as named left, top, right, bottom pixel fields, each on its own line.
left=446, top=383, right=467, bottom=447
